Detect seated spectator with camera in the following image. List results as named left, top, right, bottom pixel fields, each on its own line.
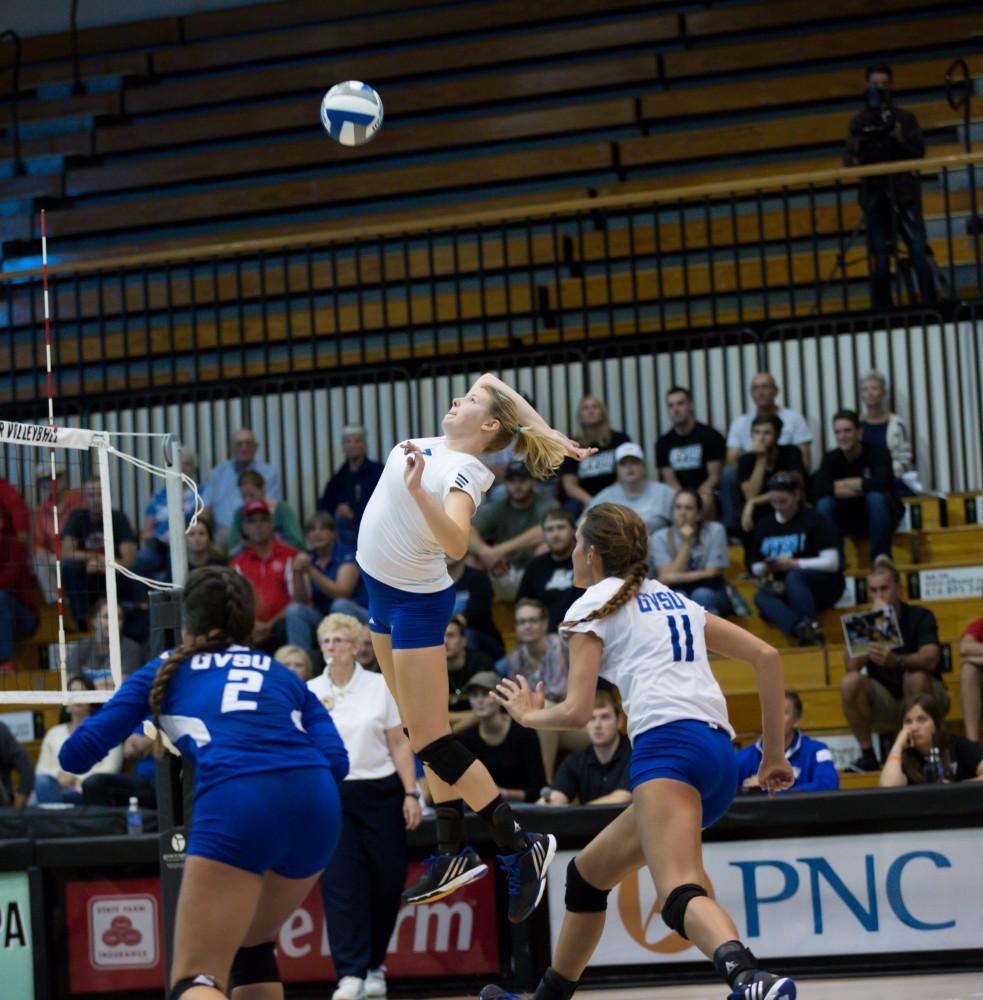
left=738, top=415, right=806, bottom=534
left=813, top=410, right=902, bottom=563
left=737, top=689, right=839, bottom=794
left=879, top=694, right=983, bottom=786
left=845, top=63, right=936, bottom=310
left=542, top=687, right=631, bottom=807
left=445, top=614, right=495, bottom=734
left=841, top=557, right=947, bottom=772
left=747, top=473, right=844, bottom=645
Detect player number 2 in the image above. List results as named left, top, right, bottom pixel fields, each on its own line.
left=667, top=614, right=694, bottom=663
left=221, top=669, right=264, bottom=713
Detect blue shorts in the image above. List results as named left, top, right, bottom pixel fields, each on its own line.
left=190, top=767, right=341, bottom=878
left=361, top=570, right=456, bottom=649
left=630, top=720, right=738, bottom=829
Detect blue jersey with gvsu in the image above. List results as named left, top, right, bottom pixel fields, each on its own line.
left=60, top=645, right=349, bottom=795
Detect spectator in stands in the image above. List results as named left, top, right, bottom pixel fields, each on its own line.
left=354, top=624, right=381, bottom=673
left=496, top=598, right=569, bottom=703
left=846, top=64, right=935, bottom=310
left=517, top=509, right=584, bottom=632
left=200, top=427, right=281, bottom=545
left=470, top=460, right=559, bottom=600
left=228, top=469, right=304, bottom=555
left=60, top=475, right=138, bottom=629
left=81, top=729, right=156, bottom=808
left=0, top=475, right=29, bottom=543
left=879, top=693, right=983, bottom=786
left=31, top=461, right=84, bottom=604
left=445, top=614, right=495, bottom=734
left=232, top=499, right=307, bottom=651
left=721, top=372, right=812, bottom=534
left=542, top=687, right=631, bottom=806
left=841, top=557, right=947, bottom=772
left=958, top=602, right=983, bottom=743
left=0, top=718, right=34, bottom=808
left=308, top=612, right=420, bottom=1000
left=737, top=689, right=839, bottom=794
left=859, top=370, right=914, bottom=482
left=584, top=443, right=674, bottom=534
left=656, top=386, right=726, bottom=520
left=559, top=394, right=630, bottom=515
left=0, top=504, right=38, bottom=672
left=651, top=488, right=733, bottom=618
left=813, top=409, right=902, bottom=561
left=748, top=473, right=844, bottom=645
left=447, top=555, right=504, bottom=657
left=286, top=511, right=367, bottom=661
left=457, top=671, right=546, bottom=803
left=273, top=644, right=313, bottom=683
left=738, top=415, right=807, bottom=533
left=185, top=517, right=226, bottom=570
left=135, top=448, right=198, bottom=580
left=67, top=597, right=144, bottom=688
left=318, top=425, right=384, bottom=550
left=35, top=676, right=123, bottom=804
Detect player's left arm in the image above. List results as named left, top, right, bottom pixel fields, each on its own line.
left=59, top=666, right=156, bottom=775
left=704, top=614, right=792, bottom=793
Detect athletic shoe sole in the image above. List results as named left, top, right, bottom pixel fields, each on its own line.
left=729, top=976, right=796, bottom=1000
left=402, top=862, right=489, bottom=905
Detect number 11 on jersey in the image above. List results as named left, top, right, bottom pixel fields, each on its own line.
left=667, top=614, right=694, bottom=663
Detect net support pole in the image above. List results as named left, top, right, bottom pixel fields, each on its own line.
left=96, top=442, right=124, bottom=690
left=163, top=435, right=188, bottom=587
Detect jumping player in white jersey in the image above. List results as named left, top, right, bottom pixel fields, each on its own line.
left=357, top=372, right=595, bottom=922
left=480, top=503, right=797, bottom=1000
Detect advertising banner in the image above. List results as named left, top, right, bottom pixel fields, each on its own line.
left=548, top=828, right=983, bottom=965
left=65, top=859, right=498, bottom=993
left=0, top=872, right=33, bottom=996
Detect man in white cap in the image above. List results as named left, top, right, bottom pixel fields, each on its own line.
left=583, top=443, right=675, bottom=534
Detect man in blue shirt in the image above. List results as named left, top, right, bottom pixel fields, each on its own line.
left=318, top=426, right=383, bottom=549
left=737, top=689, right=839, bottom=793
left=201, top=428, right=281, bottom=545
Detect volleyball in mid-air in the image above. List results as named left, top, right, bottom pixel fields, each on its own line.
left=320, top=81, right=384, bottom=146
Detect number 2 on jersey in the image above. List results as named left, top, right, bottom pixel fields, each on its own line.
left=667, top=614, right=694, bottom=663
left=221, top=669, right=264, bottom=712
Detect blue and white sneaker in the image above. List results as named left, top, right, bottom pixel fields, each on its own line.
left=498, top=831, right=557, bottom=923
left=478, top=987, right=521, bottom=1000
left=728, top=972, right=796, bottom=1000
left=401, top=847, right=488, bottom=904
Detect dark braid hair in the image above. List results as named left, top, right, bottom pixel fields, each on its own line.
left=148, top=566, right=255, bottom=758
left=561, top=503, right=650, bottom=629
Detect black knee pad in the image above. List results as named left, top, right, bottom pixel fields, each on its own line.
left=417, top=734, right=476, bottom=786
left=564, top=857, right=611, bottom=913
left=171, top=974, right=220, bottom=999
left=229, top=941, right=280, bottom=988
left=661, top=883, right=708, bottom=939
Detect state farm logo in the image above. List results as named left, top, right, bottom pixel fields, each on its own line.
left=89, top=895, right=158, bottom=968
left=616, top=871, right=715, bottom=955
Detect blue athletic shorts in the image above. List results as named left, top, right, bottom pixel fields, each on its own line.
left=629, top=719, right=738, bottom=829
left=190, top=767, right=341, bottom=878
left=361, top=570, right=456, bottom=649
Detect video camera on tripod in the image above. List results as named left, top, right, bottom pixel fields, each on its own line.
left=850, top=83, right=898, bottom=163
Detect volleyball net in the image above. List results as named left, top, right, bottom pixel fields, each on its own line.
left=0, top=419, right=200, bottom=706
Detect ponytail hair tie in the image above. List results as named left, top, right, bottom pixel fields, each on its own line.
left=514, top=425, right=523, bottom=439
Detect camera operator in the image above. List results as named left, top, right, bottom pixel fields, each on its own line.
left=845, top=64, right=936, bottom=310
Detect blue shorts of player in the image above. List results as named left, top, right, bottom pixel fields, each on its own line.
left=190, top=767, right=342, bottom=878
left=629, top=720, right=738, bottom=829
left=361, top=570, right=456, bottom=650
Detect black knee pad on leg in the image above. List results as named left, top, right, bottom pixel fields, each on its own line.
left=661, top=883, right=708, bottom=939
left=417, top=734, right=476, bottom=786
left=171, top=974, right=220, bottom=999
left=229, top=941, right=280, bottom=988
left=564, top=857, right=611, bottom=913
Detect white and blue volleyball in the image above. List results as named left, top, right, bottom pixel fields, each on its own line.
left=320, top=81, right=384, bottom=147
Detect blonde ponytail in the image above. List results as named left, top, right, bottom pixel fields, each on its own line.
left=481, top=385, right=567, bottom=480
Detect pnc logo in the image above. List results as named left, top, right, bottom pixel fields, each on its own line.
left=616, top=871, right=714, bottom=954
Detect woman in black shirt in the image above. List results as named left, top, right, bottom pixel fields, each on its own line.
left=445, top=615, right=495, bottom=730
left=559, top=395, right=630, bottom=515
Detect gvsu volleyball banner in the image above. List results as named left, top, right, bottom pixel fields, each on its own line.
left=65, top=861, right=497, bottom=993
left=0, top=419, right=102, bottom=450
left=548, top=828, right=983, bottom=964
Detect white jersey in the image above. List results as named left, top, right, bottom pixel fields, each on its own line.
left=560, top=576, right=733, bottom=742
left=357, top=436, right=494, bottom=593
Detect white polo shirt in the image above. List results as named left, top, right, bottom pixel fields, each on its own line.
left=357, top=436, right=494, bottom=592
left=308, top=664, right=402, bottom=781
